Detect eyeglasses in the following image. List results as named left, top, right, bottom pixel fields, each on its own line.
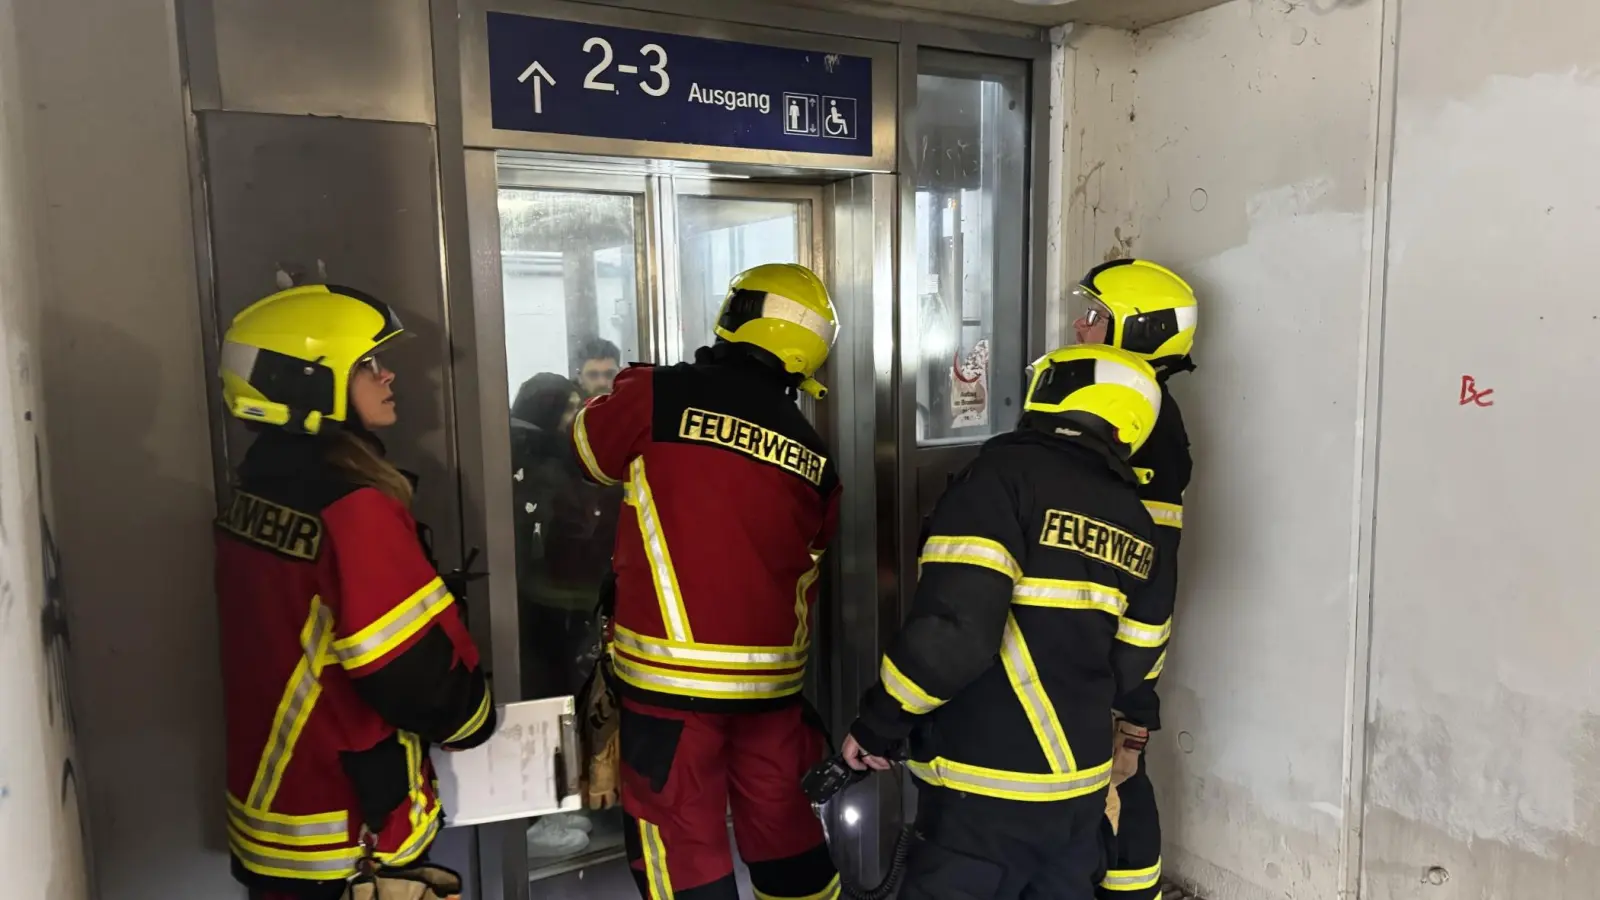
left=354, top=355, right=389, bottom=377
left=1083, top=308, right=1108, bottom=327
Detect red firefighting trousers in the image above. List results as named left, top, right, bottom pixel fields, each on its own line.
left=620, top=698, right=839, bottom=900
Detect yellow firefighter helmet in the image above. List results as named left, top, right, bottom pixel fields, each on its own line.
left=1075, top=259, right=1198, bottom=362
left=713, top=263, right=838, bottom=400
left=219, top=284, right=405, bottom=434
left=1024, top=344, right=1162, bottom=457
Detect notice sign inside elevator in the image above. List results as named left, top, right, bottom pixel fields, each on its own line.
left=485, top=12, right=875, bottom=157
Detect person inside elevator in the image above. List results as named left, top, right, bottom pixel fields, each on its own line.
left=576, top=336, right=623, bottom=398
left=213, top=284, right=496, bottom=900
left=509, top=370, right=624, bottom=858
left=1073, top=258, right=1198, bottom=900
left=841, top=343, right=1172, bottom=900
left=571, top=262, right=843, bottom=900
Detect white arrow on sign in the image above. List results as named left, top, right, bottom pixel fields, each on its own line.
left=517, top=61, right=556, bottom=114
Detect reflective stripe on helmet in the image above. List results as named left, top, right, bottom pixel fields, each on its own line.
left=759, top=292, right=838, bottom=347
left=1095, top=355, right=1164, bottom=415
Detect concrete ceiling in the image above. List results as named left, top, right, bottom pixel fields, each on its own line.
left=802, top=0, right=1235, bottom=31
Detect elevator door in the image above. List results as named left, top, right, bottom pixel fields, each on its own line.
left=485, top=156, right=822, bottom=884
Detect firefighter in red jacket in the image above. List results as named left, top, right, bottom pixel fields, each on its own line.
left=573, top=263, right=843, bottom=900
left=213, top=285, right=496, bottom=899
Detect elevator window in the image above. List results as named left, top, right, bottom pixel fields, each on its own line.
left=911, top=51, right=1029, bottom=445
left=497, top=184, right=643, bottom=871
left=677, top=195, right=808, bottom=359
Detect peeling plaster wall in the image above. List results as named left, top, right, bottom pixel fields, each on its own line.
left=1061, top=1, right=1381, bottom=897
left=1363, top=0, right=1600, bottom=897
left=1064, top=0, right=1600, bottom=897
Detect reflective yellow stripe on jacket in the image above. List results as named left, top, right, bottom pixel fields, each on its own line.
left=1141, top=500, right=1183, bottom=529
left=229, top=804, right=440, bottom=880
left=228, top=732, right=437, bottom=880
left=999, top=613, right=1077, bottom=773
left=1115, top=616, right=1172, bottom=648
left=245, top=598, right=335, bottom=810
left=611, top=626, right=808, bottom=701
left=626, top=457, right=693, bottom=643
left=907, top=757, right=1112, bottom=803
left=918, top=535, right=1024, bottom=582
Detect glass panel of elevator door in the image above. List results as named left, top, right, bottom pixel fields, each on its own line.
left=675, top=192, right=814, bottom=360
left=496, top=175, right=646, bottom=877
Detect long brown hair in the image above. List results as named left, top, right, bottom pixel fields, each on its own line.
left=324, top=430, right=414, bottom=506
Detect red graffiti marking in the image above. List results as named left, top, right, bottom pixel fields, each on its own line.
left=1459, top=375, right=1495, bottom=407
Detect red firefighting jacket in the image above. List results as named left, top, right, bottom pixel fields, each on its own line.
left=214, top=430, right=495, bottom=892
left=572, top=346, right=841, bottom=711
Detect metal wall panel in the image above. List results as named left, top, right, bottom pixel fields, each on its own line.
left=199, top=111, right=460, bottom=567
left=187, top=0, right=437, bottom=123
left=821, top=172, right=902, bottom=886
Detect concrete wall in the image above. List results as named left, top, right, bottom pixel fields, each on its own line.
left=1063, top=2, right=1381, bottom=897
left=1063, top=0, right=1600, bottom=897
left=12, top=0, right=235, bottom=897
left=0, top=0, right=92, bottom=896
left=1362, top=0, right=1600, bottom=896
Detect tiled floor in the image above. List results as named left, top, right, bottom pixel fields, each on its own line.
left=531, top=851, right=754, bottom=899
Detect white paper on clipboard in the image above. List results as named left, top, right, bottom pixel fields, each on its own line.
left=430, top=696, right=582, bottom=828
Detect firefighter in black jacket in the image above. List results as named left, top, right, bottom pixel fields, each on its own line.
left=1074, top=258, right=1198, bottom=900
left=843, top=343, right=1170, bottom=900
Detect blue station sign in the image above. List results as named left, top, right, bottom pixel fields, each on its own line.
left=485, top=12, right=875, bottom=157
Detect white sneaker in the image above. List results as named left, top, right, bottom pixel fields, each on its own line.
left=543, top=812, right=594, bottom=834
left=526, top=817, right=590, bottom=858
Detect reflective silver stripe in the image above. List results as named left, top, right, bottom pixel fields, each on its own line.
left=1101, top=859, right=1162, bottom=890
left=612, top=653, right=804, bottom=698
left=999, top=615, right=1075, bottom=773
left=229, top=807, right=440, bottom=877
left=760, top=292, right=837, bottom=346
left=630, top=458, right=693, bottom=643
left=919, top=536, right=1022, bottom=581
left=906, top=759, right=1111, bottom=800
left=880, top=656, right=942, bottom=714
left=332, top=580, right=452, bottom=668
left=1116, top=616, right=1172, bottom=648
left=640, top=819, right=673, bottom=900
left=1145, top=648, right=1168, bottom=680
left=1011, top=578, right=1127, bottom=616
left=613, top=626, right=806, bottom=668
left=572, top=407, right=618, bottom=485
left=229, top=830, right=359, bottom=874
left=246, top=601, right=334, bottom=809
left=226, top=800, right=347, bottom=842
left=1093, top=356, right=1162, bottom=415
left=1142, top=500, right=1183, bottom=529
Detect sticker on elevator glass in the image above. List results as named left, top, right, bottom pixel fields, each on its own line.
left=950, top=339, right=990, bottom=429
left=485, top=12, right=875, bottom=157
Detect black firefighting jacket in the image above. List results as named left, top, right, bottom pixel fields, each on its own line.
left=1117, top=367, right=1192, bottom=731
left=851, top=422, right=1170, bottom=803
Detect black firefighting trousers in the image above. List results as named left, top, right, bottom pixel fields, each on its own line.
left=899, top=783, right=1111, bottom=900
left=1097, top=752, right=1163, bottom=900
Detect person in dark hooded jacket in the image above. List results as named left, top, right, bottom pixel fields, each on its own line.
left=510, top=372, right=619, bottom=702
